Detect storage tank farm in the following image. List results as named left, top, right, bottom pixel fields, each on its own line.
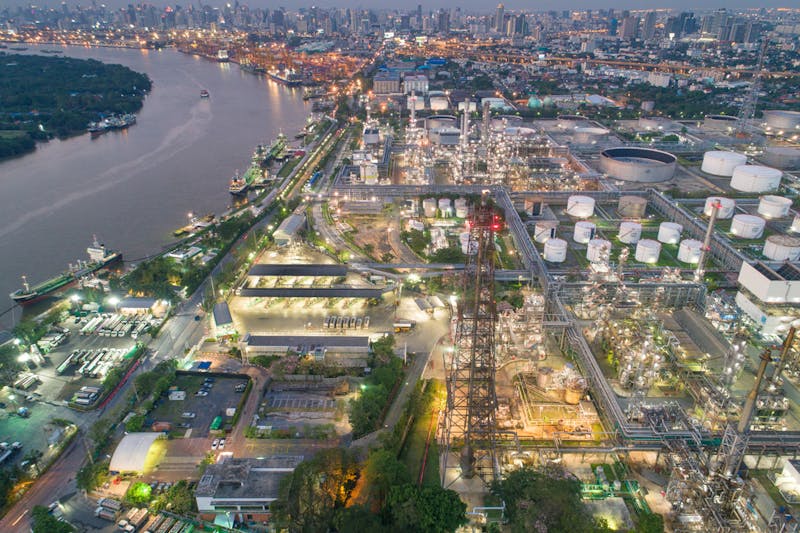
left=731, top=214, right=766, bottom=239
left=704, top=197, right=736, bottom=219
left=678, top=239, right=703, bottom=263
left=730, top=165, right=782, bottom=193
left=544, top=238, right=568, bottom=262
left=758, top=195, right=792, bottom=218
left=701, top=151, right=748, bottom=176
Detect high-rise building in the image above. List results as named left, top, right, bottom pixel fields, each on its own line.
left=642, top=11, right=657, bottom=40
left=494, top=3, right=504, bottom=33
left=437, top=9, right=450, bottom=34
left=621, top=15, right=639, bottom=40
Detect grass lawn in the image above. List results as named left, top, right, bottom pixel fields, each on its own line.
left=277, top=156, right=302, bottom=178
left=399, top=380, right=444, bottom=486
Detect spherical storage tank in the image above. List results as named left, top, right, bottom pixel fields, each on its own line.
left=544, top=238, right=568, bottom=263
left=534, top=221, right=558, bottom=243
left=422, top=198, right=437, bottom=217
left=657, top=222, right=683, bottom=244
left=586, top=239, right=611, bottom=263
left=763, top=235, right=800, bottom=262
left=704, top=197, right=736, bottom=219
left=730, top=165, right=782, bottom=193
left=599, top=147, right=677, bottom=183
left=731, top=214, right=766, bottom=239
left=635, top=239, right=661, bottom=263
left=758, top=195, right=792, bottom=219
left=678, top=239, right=703, bottom=264
left=701, top=151, right=747, bottom=177
left=618, top=196, right=647, bottom=218
left=573, top=221, right=596, bottom=244
left=764, top=110, right=800, bottom=131
left=566, top=195, right=595, bottom=218
left=618, top=221, right=642, bottom=244
left=762, top=147, right=800, bottom=169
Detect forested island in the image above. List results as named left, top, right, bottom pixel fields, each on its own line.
left=0, top=53, right=151, bottom=159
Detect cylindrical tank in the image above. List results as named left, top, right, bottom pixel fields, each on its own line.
left=573, top=127, right=609, bottom=144
left=618, top=221, right=642, bottom=244
left=763, top=235, right=800, bottom=261
left=792, top=215, right=800, bottom=233
left=731, top=214, right=766, bottom=239
left=573, top=221, right=596, bottom=244
left=558, top=114, right=587, bottom=129
left=534, top=221, right=558, bottom=243
left=566, top=195, right=595, bottom=218
left=422, top=198, right=437, bottom=217
left=758, top=195, right=792, bottom=219
left=730, top=165, right=782, bottom=193
left=565, top=383, right=585, bottom=405
left=438, top=198, right=452, bottom=217
left=704, top=114, right=739, bottom=131
left=635, top=239, right=661, bottom=263
left=701, top=151, right=747, bottom=177
left=657, top=222, right=683, bottom=244
left=618, top=195, right=647, bottom=218
left=586, top=239, right=611, bottom=263
left=544, top=238, right=568, bottom=262
left=537, top=367, right=553, bottom=389
left=678, top=239, right=703, bottom=264
left=762, top=147, right=800, bottom=169
left=454, top=198, right=468, bottom=218
left=764, top=110, right=800, bottom=131
left=704, top=197, right=736, bottom=219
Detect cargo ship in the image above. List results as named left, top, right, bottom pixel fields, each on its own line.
left=268, top=68, right=302, bottom=87
left=10, top=237, right=122, bottom=306
left=87, top=114, right=137, bottom=136
left=229, top=164, right=263, bottom=195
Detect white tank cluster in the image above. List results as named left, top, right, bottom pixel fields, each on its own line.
left=731, top=214, right=766, bottom=239
left=573, top=127, right=609, bottom=144
left=635, top=239, right=661, bottom=263
left=763, top=235, right=800, bottom=261
left=657, top=222, right=683, bottom=244
left=618, top=221, right=642, bottom=244
left=758, top=195, right=792, bottom=219
left=764, top=110, right=800, bottom=131
left=534, top=221, right=558, bottom=243
left=618, top=196, right=647, bottom=218
left=701, top=151, right=748, bottom=177
left=454, top=198, right=469, bottom=218
left=573, top=221, right=596, bottom=243
left=586, top=239, right=611, bottom=263
left=438, top=198, right=453, bottom=217
left=678, top=239, right=703, bottom=264
left=422, top=198, right=437, bottom=217
left=704, top=197, right=736, bottom=219
left=730, top=165, right=782, bottom=193
left=544, top=238, right=568, bottom=262
left=762, top=147, right=800, bottom=169
left=566, top=195, right=595, bottom=218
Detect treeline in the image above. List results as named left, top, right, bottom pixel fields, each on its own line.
left=0, top=53, right=151, bottom=158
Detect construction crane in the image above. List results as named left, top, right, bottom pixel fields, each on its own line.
left=736, top=35, right=770, bottom=137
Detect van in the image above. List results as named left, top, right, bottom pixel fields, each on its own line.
left=181, top=412, right=196, bottom=419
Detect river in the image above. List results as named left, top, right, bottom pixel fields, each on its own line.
left=0, top=45, right=310, bottom=326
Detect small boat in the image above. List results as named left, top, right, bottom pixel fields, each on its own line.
left=200, top=89, right=210, bottom=98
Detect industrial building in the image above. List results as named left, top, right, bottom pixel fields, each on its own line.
left=242, top=334, right=370, bottom=358
left=273, top=213, right=306, bottom=246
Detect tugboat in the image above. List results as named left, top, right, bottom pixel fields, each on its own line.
left=229, top=171, right=248, bottom=195
left=200, top=89, right=210, bottom=98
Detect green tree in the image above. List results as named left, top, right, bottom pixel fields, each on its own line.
left=125, top=481, right=154, bottom=506
left=0, top=469, right=15, bottom=508
left=125, top=414, right=146, bottom=432
left=636, top=513, right=665, bottom=533
left=364, top=449, right=410, bottom=507
left=332, top=504, right=382, bottom=532
left=151, top=480, right=195, bottom=514
left=24, top=448, right=44, bottom=476
left=103, top=367, right=124, bottom=390
left=76, top=460, right=110, bottom=492
left=31, top=505, right=75, bottom=533
left=386, top=483, right=467, bottom=533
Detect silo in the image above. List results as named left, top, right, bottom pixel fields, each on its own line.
left=704, top=197, right=736, bottom=219
left=758, top=195, right=792, bottom=219
left=730, top=165, right=782, bottom=193
left=537, top=367, right=553, bottom=389
left=534, top=221, right=559, bottom=243
left=573, top=221, right=596, bottom=243
left=635, top=239, right=661, bottom=263
left=564, top=380, right=586, bottom=405
left=618, top=196, right=647, bottom=218
left=731, top=214, right=766, bottom=239
left=618, top=221, right=642, bottom=244
left=586, top=239, right=611, bottom=263
left=544, top=238, right=568, bottom=262
left=701, top=151, right=747, bottom=177
left=678, top=239, right=703, bottom=264
left=763, top=235, right=800, bottom=261
left=657, top=222, right=683, bottom=244
left=422, top=198, right=437, bottom=217
left=566, top=195, right=596, bottom=218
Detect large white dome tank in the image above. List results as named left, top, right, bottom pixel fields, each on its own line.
left=704, top=197, right=736, bottom=219
left=730, top=165, right=782, bottom=193
left=731, top=214, right=766, bottom=239
left=758, top=195, right=792, bottom=219
left=763, top=235, right=800, bottom=261
left=544, top=238, right=568, bottom=262
left=635, top=239, right=661, bottom=263
left=573, top=221, right=596, bottom=243
left=657, top=222, right=683, bottom=244
left=678, top=239, right=703, bottom=264
left=586, top=239, right=611, bottom=263
left=701, top=151, right=747, bottom=176
left=618, top=221, right=642, bottom=244
left=566, top=195, right=595, bottom=218
left=534, top=221, right=558, bottom=243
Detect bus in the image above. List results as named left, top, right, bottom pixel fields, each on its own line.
left=210, top=416, right=223, bottom=431
left=393, top=321, right=414, bottom=333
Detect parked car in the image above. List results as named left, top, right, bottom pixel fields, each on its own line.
left=211, top=439, right=219, bottom=450
left=218, top=438, right=225, bottom=450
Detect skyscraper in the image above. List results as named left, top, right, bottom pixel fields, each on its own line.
left=642, top=11, right=657, bottom=40
left=494, top=3, right=504, bottom=33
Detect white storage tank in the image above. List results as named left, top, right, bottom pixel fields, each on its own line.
left=731, top=214, right=766, bottom=239
left=701, top=151, right=747, bottom=177
left=573, top=221, right=596, bottom=244
left=704, top=197, right=736, bottom=219
left=534, top=221, right=559, bottom=243
left=762, top=147, right=800, bottom=169
left=764, top=110, right=800, bottom=131
left=438, top=198, right=453, bottom=217
left=566, top=195, right=595, bottom=218
left=618, top=221, right=642, bottom=244
left=763, top=235, right=800, bottom=261
left=657, top=222, right=683, bottom=244
left=635, top=239, right=661, bottom=263
left=792, top=215, right=800, bottom=233
left=543, top=238, right=568, bottom=263
left=730, top=165, right=782, bottom=193
left=758, top=195, right=792, bottom=219
left=573, top=127, right=609, bottom=144
left=618, top=196, right=647, bottom=218
left=454, top=198, right=469, bottom=218
left=586, top=239, right=611, bottom=263
left=422, top=198, right=437, bottom=217
left=678, top=239, right=703, bottom=264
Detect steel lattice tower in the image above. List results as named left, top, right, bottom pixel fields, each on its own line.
left=442, top=204, right=501, bottom=485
